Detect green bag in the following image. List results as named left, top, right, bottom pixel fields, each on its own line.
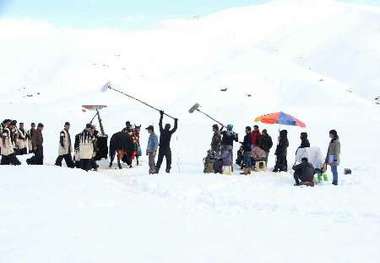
left=322, top=172, right=329, bottom=181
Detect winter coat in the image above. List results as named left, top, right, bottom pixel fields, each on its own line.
left=326, top=138, right=341, bottom=165
left=27, top=128, right=35, bottom=151
left=252, top=146, right=267, bottom=161
left=159, top=115, right=178, bottom=149
left=16, top=128, right=27, bottom=150
left=211, top=131, right=222, bottom=153
left=242, top=133, right=252, bottom=151
left=31, top=129, right=43, bottom=150
left=147, top=132, right=159, bottom=153
left=221, top=130, right=238, bottom=146
left=295, top=147, right=323, bottom=170
left=275, top=131, right=289, bottom=157
left=259, top=134, right=273, bottom=152
left=79, top=130, right=95, bottom=160
left=300, top=138, right=310, bottom=148
left=251, top=131, right=262, bottom=146
left=58, top=129, right=72, bottom=156
left=1, top=128, right=15, bottom=156
left=292, top=161, right=315, bottom=182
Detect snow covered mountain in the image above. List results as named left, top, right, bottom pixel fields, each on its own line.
left=1, top=0, right=380, bottom=262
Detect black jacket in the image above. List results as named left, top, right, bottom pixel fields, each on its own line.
left=259, top=134, right=273, bottom=152
left=242, top=133, right=252, bottom=151
left=293, top=161, right=315, bottom=182
left=211, top=131, right=221, bottom=153
left=300, top=138, right=310, bottom=148
left=221, top=130, right=238, bottom=146
left=275, top=131, right=289, bottom=157
left=159, top=115, right=178, bottom=149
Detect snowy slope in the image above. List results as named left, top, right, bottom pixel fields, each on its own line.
left=1, top=166, right=380, bottom=263
left=1, top=0, right=380, bottom=262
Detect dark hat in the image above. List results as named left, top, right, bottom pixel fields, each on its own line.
left=37, top=123, right=44, bottom=128
left=86, top=123, right=92, bottom=129
left=146, top=125, right=154, bottom=131
left=10, top=120, right=17, bottom=125
left=65, top=122, right=70, bottom=126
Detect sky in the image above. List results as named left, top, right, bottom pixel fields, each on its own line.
left=0, top=0, right=269, bottom=29
left=0, top=0, right=379, bottom=30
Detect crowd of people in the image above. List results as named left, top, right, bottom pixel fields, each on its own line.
left=206, top=124, right=341, bottom=186
left=1, top=114, right=341, bottom=186
left=0, top=120, right=44, bottom=165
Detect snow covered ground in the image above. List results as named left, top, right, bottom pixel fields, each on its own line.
left=1, top=0, right=380, bottom=262
left=2, top=165, right=380, bottom=263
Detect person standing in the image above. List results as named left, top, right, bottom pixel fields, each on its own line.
left=251, top=125, right=262, bottom=147
left=325, top=130, right=341, bottom=185
left=79, top=124, right=96, bottom=171
left=146, top=125, right=159, bottom=174
left=16, top=122, right=28, bottom=155
left=273, top=129, right=289, bottom=172
left=0, top=122, right=21, bottom=165
left=0, top=120, right=12, bottom=160
left=55, top=122, right=74, bottom=168
left=299, top=132, right=310, bottom=148
left=241, top=126, right=253, bottom=175
left=27, top=122, right=36, bottom=153
left=26, top=123, right=44, bottom=165
left=259, top=129, right=273, bottom=164
left=156, top=111, right=178, bottom=173
left=221, top=124, right=238, bottom=173
left=211, top=124, right=222, bottom=155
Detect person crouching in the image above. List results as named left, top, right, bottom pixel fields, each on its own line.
left=292, top=157, right=315, bottom=187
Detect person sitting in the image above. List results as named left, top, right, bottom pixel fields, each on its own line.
left=292, top=157, right=315, bottom=186
left=252, top=146, right=267, bottom=166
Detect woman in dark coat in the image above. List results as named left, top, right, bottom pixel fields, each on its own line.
left=273, top=130, right=289, bottom=172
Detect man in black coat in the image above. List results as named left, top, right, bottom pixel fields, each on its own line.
left=259, top=129, right=273, bottom=164
left=273, top=129, right=289, bottom=172
left=156, top=111, right=178, bottom=173
left=293, top=157, right=315, bottom=186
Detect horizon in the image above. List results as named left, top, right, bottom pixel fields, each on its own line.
left=1, top=0, right=379, bottom=30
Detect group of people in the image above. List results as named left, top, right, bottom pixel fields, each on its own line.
left=0, top=120, right=44, bottom=165
left=207, top=123, right=341, bottom=186
left=2, top=115, right=341, bottom=186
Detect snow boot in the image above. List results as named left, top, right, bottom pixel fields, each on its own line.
left=240, top=167, right=251, bottom=175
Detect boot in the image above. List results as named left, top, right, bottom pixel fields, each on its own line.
left=240, top=168, right=251, bottom=175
